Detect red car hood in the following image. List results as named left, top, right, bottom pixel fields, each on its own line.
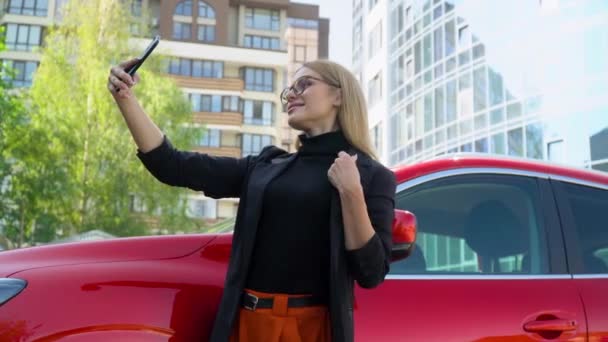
left=0, top=234, right=218, bottom=277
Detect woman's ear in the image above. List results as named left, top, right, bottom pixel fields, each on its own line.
left=332, top=88, right=342, bottom=107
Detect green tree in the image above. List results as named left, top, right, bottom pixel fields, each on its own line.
left=0, top=26, right=28, bottom=249
left=3, top=0, right=204, bottom=246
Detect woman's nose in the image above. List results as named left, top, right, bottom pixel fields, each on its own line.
left=286, top=87, right=298, bottom=101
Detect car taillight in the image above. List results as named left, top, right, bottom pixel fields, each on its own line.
left=0, top=278, right=27, bottom=306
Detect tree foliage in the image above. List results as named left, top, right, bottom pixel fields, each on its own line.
left=1, top=0, right=204, bottom=247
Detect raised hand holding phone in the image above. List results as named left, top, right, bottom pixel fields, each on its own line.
left=107, top=35, right=160, bottom=98
left=125, top=35, right=160, bottom=77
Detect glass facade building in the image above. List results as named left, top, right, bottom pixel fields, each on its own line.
left=383, top=0, right=608, bottom=168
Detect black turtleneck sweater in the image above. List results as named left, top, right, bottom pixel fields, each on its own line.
left=245, top=130, right=351, bottom=297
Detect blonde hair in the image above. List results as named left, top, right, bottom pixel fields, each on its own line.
left=301, top=60, right=378, bottom=160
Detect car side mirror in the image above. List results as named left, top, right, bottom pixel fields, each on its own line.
left=391, top=209, right=417, bottom=262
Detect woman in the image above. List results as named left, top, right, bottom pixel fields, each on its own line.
left=108, top=59, right=396, bottom=342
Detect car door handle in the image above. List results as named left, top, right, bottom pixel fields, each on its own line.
left=523, top=319, right=577, bottom=333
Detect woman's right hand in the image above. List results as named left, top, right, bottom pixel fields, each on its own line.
left=107, top=58, right=141, bottom=100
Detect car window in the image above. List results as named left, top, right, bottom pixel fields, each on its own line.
left=391, top=174, right=549, bottom=275
left=558, top=182, right=608, bottom=274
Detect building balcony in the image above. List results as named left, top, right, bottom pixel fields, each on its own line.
left=170, top=75, right=244, bottom=91
left=193, top=112, right=243, bottom=126
left=193, top=146, right=242, bottom=158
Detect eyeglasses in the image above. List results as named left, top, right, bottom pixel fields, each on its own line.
left=280, top=76, right=340, bottom=106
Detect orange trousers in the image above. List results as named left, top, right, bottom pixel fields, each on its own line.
left=229, top=289, right=332, bottom=342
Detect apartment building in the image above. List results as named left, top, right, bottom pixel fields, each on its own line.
left=0, top=0, right=329, bottom=222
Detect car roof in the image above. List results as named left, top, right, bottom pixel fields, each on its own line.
left=391, top=153, right=608, bottom=187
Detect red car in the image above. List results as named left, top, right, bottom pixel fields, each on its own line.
left=1, top=155, right=607, bottom=341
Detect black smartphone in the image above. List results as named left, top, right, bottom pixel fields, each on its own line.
left=125, top=35, right=160, bottom=77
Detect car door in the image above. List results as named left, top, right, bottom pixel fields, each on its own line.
left=553, top=179, right=608, bottom=341
left=354, top=170, right=587, bottom=341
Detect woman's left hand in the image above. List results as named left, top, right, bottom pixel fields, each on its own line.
left=328, top=151, right=362, bottom=194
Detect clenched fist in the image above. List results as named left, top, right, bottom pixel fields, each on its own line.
left=328, top=151, right=361, bottom=194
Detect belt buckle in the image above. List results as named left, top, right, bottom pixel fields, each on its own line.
left=244, top=293, right=259, bottom=311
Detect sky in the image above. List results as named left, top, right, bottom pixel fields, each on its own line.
left=294, top=0, right=353, bottom=68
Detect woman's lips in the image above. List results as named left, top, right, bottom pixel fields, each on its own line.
left=287, top=103, right=304, bottom=114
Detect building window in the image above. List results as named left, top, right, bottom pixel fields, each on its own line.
left=243, top=35, right=281, bottom=50
left=197, top=24, right=215, bottom=42
left=6, top=0, right=48, bottom=16
left=368, top=72, right=382, bottom=107
left=526, top=123, right=543, bottom=159
left=391, top=54, right=404, bottom=89
left=508, top=127, right=524, bottom=157
left=488, top=68, right=504, bottom=106
left=371, top=123, right=382, bottom=154
left=241, top=67, right=274, bottom=92
left=4, top=24, right=43, bottom=51
left=352, top=17, right=362, bottom=65
left=174, top=0, right=192, bottom=16
left=433, top=27, right=443, bottom=63
left=445, top=80, right=457, bottom=122
left=490, top=132, right=506, bottom=154
left=222, top=96, right=240, bottom=112
left=445, top=20, right=456, bottom=57
left=199, top=129, right=221, bottom=147
left=474, top=138, right=488, bottom=153
left=414, top=41, right=422, bottom=75
left=190, top=94, right=239, bottom=112
left=458, top=73, right=473, bottom=117
left=190, top=94, right=220, bottom=112
left=389, top=115, right=400, bottom=151
left=168, top=58, right=223, bottom=78
left=406, top=59, right=414, bottom=80
left=198, top=1, right=215, bottom=18
left=242, top=134, right=273, bottom=156
left=245, top=8, right=280, bottom=31
left=458, top=25, right=471, bottom=48
left=368, top=21, right=382, bottom=60
left=1, top=59, right=38, bottom=87
left=424, top=91, right=433, bottom=132
left=473, top=66, right=487, bottom=113
left=173, top=22, right=191, bottom=40
left=507, top=102, right=522, bottom=119
left=131, top=0, right=142, bottom=16
left=368, top=0, right=378, bottom=11
left=390, top=4, right=403, bottom=37
left=423, top=33, right=432, bottom=69
left=187, top=198, right=216, bottom=219
left=435, top=86, right=445, bottom=127
left=243, top=100, right=275, bottom=126
left=287, top=18, right=318, bottom=29
left=405, top=6, right=413, bottom=23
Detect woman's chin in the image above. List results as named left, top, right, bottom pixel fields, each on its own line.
left=287, top=115, right=305, bottom=131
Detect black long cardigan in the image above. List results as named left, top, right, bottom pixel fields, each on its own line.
left=137, top=136, right=396, bottom=342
